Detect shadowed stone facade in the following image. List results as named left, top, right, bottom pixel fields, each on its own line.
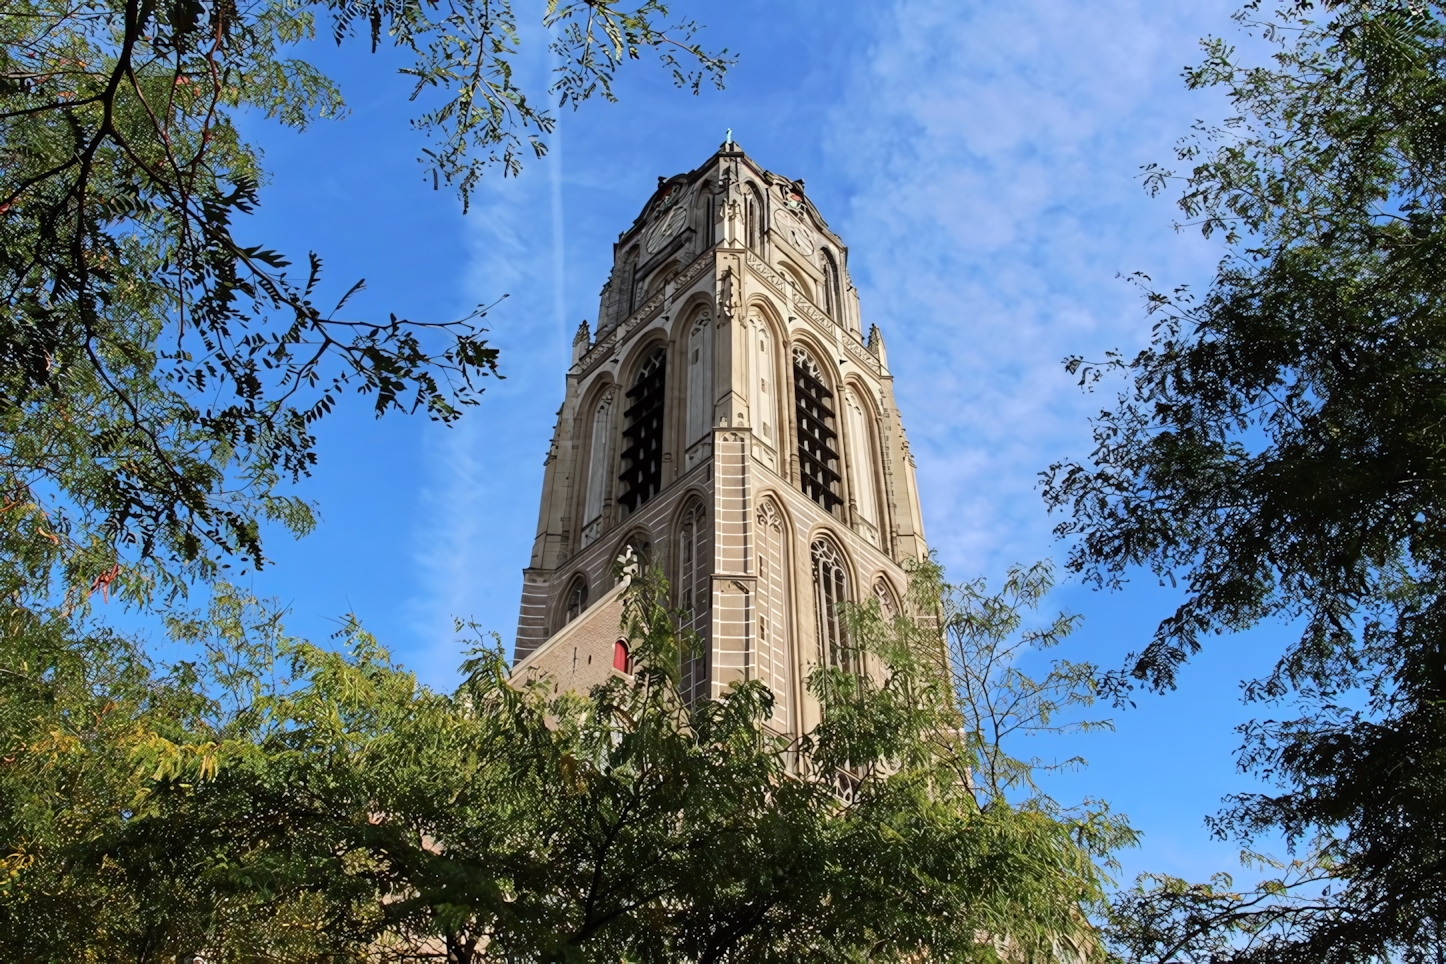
left=512, top=141, right=929, bottom=738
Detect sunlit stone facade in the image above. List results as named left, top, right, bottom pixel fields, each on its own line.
left=512, top=141, right=928, bottom=738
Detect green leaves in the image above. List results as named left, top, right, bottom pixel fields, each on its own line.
left=1045, top=3, right=1446, bottom=961
left=1, top=0, right=727, bottom=608
left=0, top=566, right=1127, bottom=962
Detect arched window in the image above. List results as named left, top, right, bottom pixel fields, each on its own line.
left=843, top=386, right=880, bottom=545
left=581, top=388, right=615, bottom=547
left=748, top=311, right=778, bottom=471
left=564, top=575, right=589, bottom=624
left=756, top=499, right=789, bottom=721
left=618, top=532, right=652, bottom=569
left=619, top=347, right=666, bottom=513
left=685, top=311, right=712, bottom=449
left=745, top=185, right=764, bottom=253
left=621, top=247, right=640, bottom=316
left=821, top=249, right=842, bottom=320
left=679, top=500, right=710, bottom=702
left=793, top=348, right=843, bottom=513
left=811, top=538, right=850, bottom=670
left=694, top=181, right=714, bottom=250
left=873, top=577, right=899, bottom=621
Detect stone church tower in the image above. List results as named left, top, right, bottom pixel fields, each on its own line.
left=512, top=141, right=928, bottom=738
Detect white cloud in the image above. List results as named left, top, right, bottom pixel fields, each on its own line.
left=829, top=0, right=1234, bottom=580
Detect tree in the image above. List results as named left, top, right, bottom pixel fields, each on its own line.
left=1040, top=2, right=1446, bottom=960
left=0, top=0, right=728, bottom=608
left=1, top=562, right=1132, bottom=962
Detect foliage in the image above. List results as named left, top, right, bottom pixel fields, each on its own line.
left=0, top=0, right=728, bottom=608
left=0, top=563, right=1131, bottom=962
left=1039, top=2, right=1446, bottom=960
left=934, top=558, right=1113, bottom=804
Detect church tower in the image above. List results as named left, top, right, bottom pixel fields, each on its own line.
left=512, top=141, right=929, bottom=737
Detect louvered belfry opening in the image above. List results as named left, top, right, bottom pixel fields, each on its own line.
left=793, top=348, right=843, bottom=513
left=618, top=348, right=667, bottom=512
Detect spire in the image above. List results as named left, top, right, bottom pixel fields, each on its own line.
left=867, top=324, right=887, bottom=368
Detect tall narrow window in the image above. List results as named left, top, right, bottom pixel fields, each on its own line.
left=821, top=249, right=842, bottom=320
left=843, top=387, right=880, bottom=544
left=581, top=389, right=615, bottom=547
left=679, top=500, right=710, bottom=702
left=745, top=185, right=764, bottom=253
left=812, top=538, right=849, bottom=670
left=793, top=348, right=843, bottom=513
left=749, top=311, right=778, bottom=470
left=621, top=248, right=640, bottom=315
left=756, top=499, right=789, bottom=722
left=619, top=348, right=666, bottom=513
left=564, top=576, right=589, bottom=624
left=686, top=312, right=711, bottom=448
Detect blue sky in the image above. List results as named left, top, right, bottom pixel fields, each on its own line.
left=214, top=0, right=1303, bottom=891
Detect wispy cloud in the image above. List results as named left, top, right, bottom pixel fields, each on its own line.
left=829, top=0, right=1234, bottom=580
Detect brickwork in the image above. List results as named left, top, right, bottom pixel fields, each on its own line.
left=512, top=142, right=930, bottom=738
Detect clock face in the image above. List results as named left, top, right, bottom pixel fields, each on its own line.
left=772, top=209, right=814, bottom=256
left=644, top=204, right=688, bottom=254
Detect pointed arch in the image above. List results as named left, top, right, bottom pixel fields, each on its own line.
left=677, top=497, right=710, bottom=703
left=793, top=346, right=843, bottom=513
left=685, top=308, right=713, bottom=449
left=842, top=383, right=881, bottom=545
left=614, top=528, right=653, bottom=576
left=693, top=181, right=714, bottom=250
left=811, top=535, right=851, bottom=670
left=581, top=386, right=616, bottom=547
left=618, top=346, right=666, bottom=513
left=872, top=576, right=899, bottom=621
left=747, top=304, right=784, bottom=468
left=745, top=183, right=765, bottom=254
left=820, top=248, right=842, bottom=320
left=562, top=573, right=589, bottom=625
left=621, top=246, right=641, bottom=315
left=780, top=261, right=814, bottom=302
left=755, top=496, right=791, bottom=724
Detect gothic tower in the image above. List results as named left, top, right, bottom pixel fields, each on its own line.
left=512, top=141, right=929, bottom=737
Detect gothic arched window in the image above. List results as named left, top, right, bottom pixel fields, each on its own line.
left=581, top=388, right=615, bottom=547
left=694, top=181, right=714, bottom=250
left=621, top=247, right=640, bottom=316
left=564, top=575, right=589, bottom=624
left=793, top=348, right=843, bottom=513
left=685, top=311, right=712, bottom=448
left=811, top=538, right=850, bottom=670
left=821, top=249, right=842, bottom=320
left=873, top=577, right=899, bottom=621
left=843, top=386, right=880, bottom=545
left=679, top=500, right=710, bottom=702
left=756, top=499, right=789, bottom=720
left=745, top=185, right=764, bottom=253
left=619, top=347, right=666, bottom=513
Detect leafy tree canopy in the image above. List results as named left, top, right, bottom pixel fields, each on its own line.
left=1, top=562, right=1134, bottom=963
left=1041, top=2, right=1446, bottom=960
left=0, top=0, right=728, bottom=609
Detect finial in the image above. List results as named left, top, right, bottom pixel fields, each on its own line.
left=658, top=175, right=666, bottom=188
left=724, top=127, right=733, bottom=147
left=574, top=319, right=591, bottom=343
